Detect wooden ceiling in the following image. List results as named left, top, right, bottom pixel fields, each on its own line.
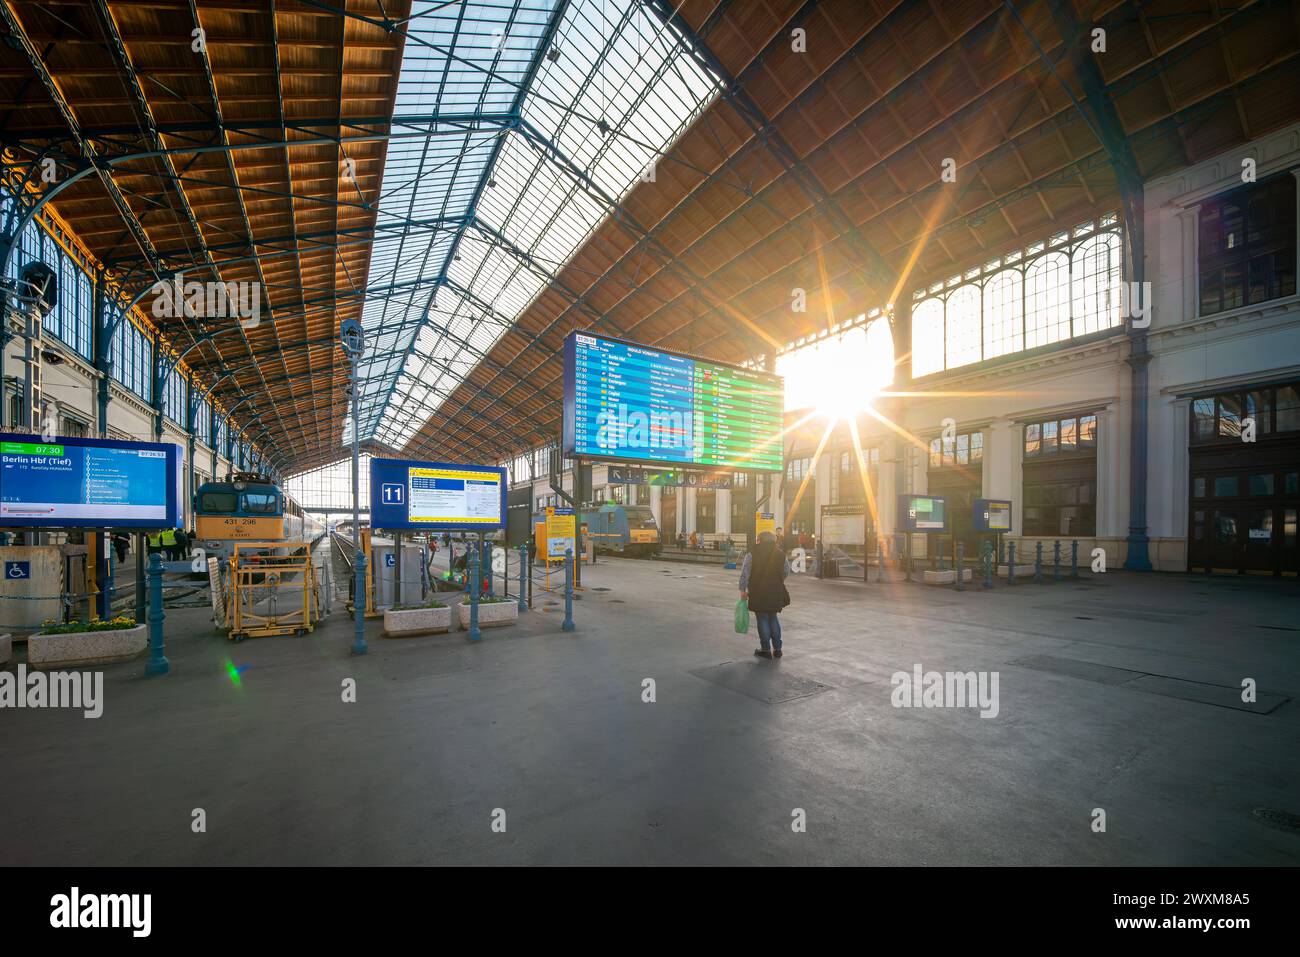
left=2, top=0, right=1298, bottom=473
left=0, top=0, right=407, bottom=470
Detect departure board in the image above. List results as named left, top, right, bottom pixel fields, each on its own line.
left=563, top=332, right=783, bottom=472
left=0, top=434, right=182, bottom=528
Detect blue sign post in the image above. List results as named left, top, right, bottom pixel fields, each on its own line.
left=369, top=457, right=508, bottom=638
left=369, top=458, right=506, bottom=532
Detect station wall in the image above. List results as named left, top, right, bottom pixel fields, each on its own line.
left=517, top=124, right=1300, bottom=574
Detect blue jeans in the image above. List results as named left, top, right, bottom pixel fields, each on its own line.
left=755, top=611, right=782, bottom=652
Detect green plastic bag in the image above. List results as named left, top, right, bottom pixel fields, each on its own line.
left=734, top=598, right=750, bottom=634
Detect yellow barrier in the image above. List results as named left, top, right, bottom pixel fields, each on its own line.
left=227, top=541, right=320, bottom=641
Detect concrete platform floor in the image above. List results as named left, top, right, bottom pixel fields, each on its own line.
left=2, top=556, right=1299, bottom=866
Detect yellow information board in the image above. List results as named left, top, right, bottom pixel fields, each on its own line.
left=545, top=506, right=576, bottom=560
left=408, top=466, right=502, bottom=524
left=755, top=512, right=775, bottom=538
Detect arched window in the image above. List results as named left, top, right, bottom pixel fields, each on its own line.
left=983, top=268, right=1023, bottom=358
left=1071, top=232, right=1122, bottom=335
left=911, top=298, right=945, bottom=376
left=1025, top=251, right=1071, bottom=349
left=945, top=284, right=982, bottom=369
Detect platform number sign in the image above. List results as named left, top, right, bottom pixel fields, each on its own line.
left=381, top=482, right=404, bottom=506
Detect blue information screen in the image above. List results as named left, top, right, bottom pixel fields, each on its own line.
left=563, top=332, right=784, bottom=471
left=898, top=494, right=948, bottom=533
left=0, top=434, right=181, bottom=528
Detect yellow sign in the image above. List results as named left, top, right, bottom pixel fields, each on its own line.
left=408, top=467, right=501, bottom=524
left=545, top=507, right=576, bottom=560
left=755, top=512, right=775, bottom=538
left=197, top=515, right=283, bottom=540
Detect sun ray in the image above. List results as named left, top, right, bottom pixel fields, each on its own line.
left=786, top=416, right=836, bottom=521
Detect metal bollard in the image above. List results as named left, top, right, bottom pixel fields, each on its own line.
left=1071, top=540, right=1079, bottom=578
left=876, top=542, right=884, bottom=583
left=145, top=553, right=169, bottom=676
left=1053, top=540, right=1062, bottom=581
left=352, top=549, right=368, bottom=655
left=1007, top=541, right=1017, bottom=586
left=467, top=545, right=482, bottom=642
left=484, top=541, right=494, bottom=597
left=1034, top=541, right=1044, bottom=583
left=136, top=535, right=147, bottom=623
left=517, top=544, right=527, bottom=613
left=982, top=541, right=994, bottom=590
left=955, top=542, right=965, bottom=592
left=562, top=548, right=575, bottom=632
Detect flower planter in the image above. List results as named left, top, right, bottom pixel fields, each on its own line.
left=457, top=599, right=518, bottom=630
left=383, top=605, right=451, bottom=637
left=922, top=568, right=973, bottom=585
left=996, top=564, right=1037, bottom=579
left=27, top=624, right=147, bottom=669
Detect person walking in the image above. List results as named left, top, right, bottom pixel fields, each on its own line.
left=739, top=530, right=791, bottom=660
left=112, top=532, right=129, bottom=564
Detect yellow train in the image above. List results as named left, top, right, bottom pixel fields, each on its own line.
left=194, top=472, right=323, bottom=560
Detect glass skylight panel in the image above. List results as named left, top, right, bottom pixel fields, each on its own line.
left=352, top=0, right=720, bottom=450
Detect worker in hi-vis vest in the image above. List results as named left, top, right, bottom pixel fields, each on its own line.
left=146, top=530, right=165, bottom=556
left=160, top=527, right=179, bottom=561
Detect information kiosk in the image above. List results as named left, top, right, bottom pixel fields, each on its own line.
left=369, top=458, right=506, bottom=614
left=897, top=494, right=949, bottom=581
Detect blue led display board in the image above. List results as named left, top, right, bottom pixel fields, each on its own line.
left=369, top=457, right=507, bottom=531
left=563, top=331, right=784, bottom=472
left=897, top=494, right=949, bottom=533
left=972, top=498, right=1013, bottom=533
left=0, top=433, right=182, bottom=529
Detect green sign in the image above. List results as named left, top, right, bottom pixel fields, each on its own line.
left=1, top=442, right=64, bottom=456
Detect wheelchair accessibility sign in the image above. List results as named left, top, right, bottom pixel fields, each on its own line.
left=5, top=560, right=31, bottom=580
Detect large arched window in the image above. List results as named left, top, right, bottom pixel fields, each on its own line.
left=1024, top=250, right=1071, bottom=349
left=945, top=284, right=982, bottom=369
left=983, top=268, right=1023, bottom=359
left=908, top=217, right=1122, bottom=377
left=911, top=298, right=945, bottom=377
left=1071, top=231, right=1123, bottom=335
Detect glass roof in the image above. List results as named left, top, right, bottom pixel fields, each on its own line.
left=344, top=0, right=721, bottom=449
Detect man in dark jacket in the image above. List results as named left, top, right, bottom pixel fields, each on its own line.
left=739, top=531, right=792, bottom=659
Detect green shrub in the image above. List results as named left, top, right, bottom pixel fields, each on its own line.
left=40, top=616, right=138, bottom=635
left=389, top=601, right=447, bottom=611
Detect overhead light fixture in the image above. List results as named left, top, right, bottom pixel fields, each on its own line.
left=597, top=118, right=610, bottom=137
left=546, top=46, right=560, bottom=63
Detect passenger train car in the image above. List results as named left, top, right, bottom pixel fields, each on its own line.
left=194, top=472, right=324, bottom=559
left=533, top=503, right=660, bottom=557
